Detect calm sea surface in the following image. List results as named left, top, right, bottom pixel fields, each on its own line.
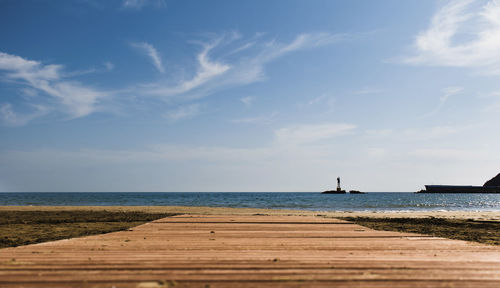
left=0, top=192, right=499, bottom=212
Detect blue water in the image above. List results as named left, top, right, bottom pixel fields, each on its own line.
left=0, top=192, right=499, bottom=212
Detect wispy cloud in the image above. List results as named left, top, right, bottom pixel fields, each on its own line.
left=364, top=129, right=393, bottom=138
left=440, top=86, right=463, bottom=102
left=164, top=103, right=202, bottom=121
left=274, top=123, right=356, bottom=145
left=421, top=86, right=463, bottom=117
left=353, top=87, right=384, bottom=95
left=403, top=0, right=500, bottom=73
left=0, top=51, right=108, bottom=124
left=63, top=62, right=115, bottom=77
left=481, top=91, right=500, bottom=112
left=4, top=117, right=500, bottom=191
left=122, top=0, right=165, bottom=10
left=142, top=38, right=232, bottom=100
left=240, top=96, right=254, bottom=107
left=1, top=31, right=346, bottom=125
left=0, top=103, right=49, bottom=126
left=20, top=88, right=38, bottom=98
left=410, top=148, right=489, bottom=161
left=232, top=112, right=277, bottom=125
left=0, top=121, right=357, bottom=191
left=227, top=42, right=256, bottom=56
left=403, top=124, right=476, bottom=141
left=299, top=93, right=336, bottom=115
left=141, top=32, right=346, bottom=101
left=131, top=42, right=165, bottom=73
left=104, top=61, right=114, bottom=71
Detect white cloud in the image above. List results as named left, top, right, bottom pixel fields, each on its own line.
left=0, top=122, right=355, bottom=191
left=0, top=52, right=61, bottom=81
left=232, top=116, right=266, bottom=124
left=3, top=119, right=499, bottom=191
left=131, top=42, right=165, bottom=73
left=49, top=82, right=106, bottom=118
left=21, top=88, right=38, bottom=98
left=274, top=123, right=356, bottom=145
left=353, top=87, right=384, bottom=95
left=0, top=103, right=49, bottom=126
left=63, top=63, right=114, bottom=77
left=306, top=95, right=326, bottom=106
left=404, top=0, right=500, bottom=72
left=441, top=86, right=463, bottom=101
left=123, top=0, right=146, bottom=8
left=240, top=96, right=254, bottom=107
left=141, top=32, right=345, bottom=101
left=0, top=51, right=108, bottom=124
left=232, top=112, right=277, bottom=124
left=227, top=42, right=256, bottom=55
left=481, top=91, right=500, bottom=112
left=164, top=103, right=201, bottom=121
left=122, top=0, right=165, bottom=9
left=422, top=86, right=463, bottom=117
left=366, top=147, right=389, bottom=158
left=277, top=33, right=346, bottom=54
left=410, top=148, right=490, bottom=161
left=365, top=129, right=393, bottom=138
left=104, top=61, right=114, bottom=71
left=301, top=93, right=337, bottom=114
left=438, top=86, right=463, bottom=109
left=1, top=31, right=344, bottom=126
left=8, top=142, right=496, bottom=192
left=144, top=39, right=231, bottom=98
left=403, top=124, right=476, bottom=141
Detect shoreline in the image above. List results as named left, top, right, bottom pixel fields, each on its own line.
left=1, top=205, right=499, bottom=220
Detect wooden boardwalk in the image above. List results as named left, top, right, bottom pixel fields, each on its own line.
left=0, top=214, right=499, bottom=287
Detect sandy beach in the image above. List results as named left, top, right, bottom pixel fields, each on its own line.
left=2, top=205, right=498, bottom=249
left=1, top=210, right=499, bottom=287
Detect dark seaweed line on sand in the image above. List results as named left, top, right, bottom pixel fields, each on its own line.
left=340, top=217, right=500, bottom=245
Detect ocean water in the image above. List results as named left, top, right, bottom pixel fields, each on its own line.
left=0, top=192, right=499, bottom=212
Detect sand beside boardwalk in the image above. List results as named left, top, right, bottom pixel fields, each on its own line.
left=1, top=205, right=499, bottom=221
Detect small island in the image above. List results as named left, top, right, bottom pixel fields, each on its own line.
left=323, top=177, right=364, bottom=194
left=349, top=190, right=366, bottom=194
left=418, top=172, right=500, bottom=193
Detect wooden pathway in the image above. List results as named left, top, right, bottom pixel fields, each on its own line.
left=0, top=214, right=499, bottom=287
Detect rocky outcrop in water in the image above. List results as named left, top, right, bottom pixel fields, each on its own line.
left=484, top=173, right=500, bottom=187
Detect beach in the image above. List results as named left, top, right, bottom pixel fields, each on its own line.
left=1, top=206, right=499, bottom=249
left=0, top=207, right=499, bottom=287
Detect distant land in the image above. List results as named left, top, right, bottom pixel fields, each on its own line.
left=419, top=172, right=500, bottom=193
left=484, top=173, right=500, bottom=186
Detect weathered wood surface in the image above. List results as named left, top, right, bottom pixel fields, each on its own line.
left=1, top=214, right=499, bottom=287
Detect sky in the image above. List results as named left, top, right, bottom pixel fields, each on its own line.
left=1, top=0, right=500, bottom=192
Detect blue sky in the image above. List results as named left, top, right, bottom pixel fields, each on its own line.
left=1, top=0, right=500, bottom=192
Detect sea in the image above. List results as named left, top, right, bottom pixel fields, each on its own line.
left=0, top=192, right=499, bottom=212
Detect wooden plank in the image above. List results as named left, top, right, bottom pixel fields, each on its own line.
left=0, top=214, right=499, bottom=287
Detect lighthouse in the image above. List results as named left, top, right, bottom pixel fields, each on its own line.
left=322, top=176, right=346, bottom=194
